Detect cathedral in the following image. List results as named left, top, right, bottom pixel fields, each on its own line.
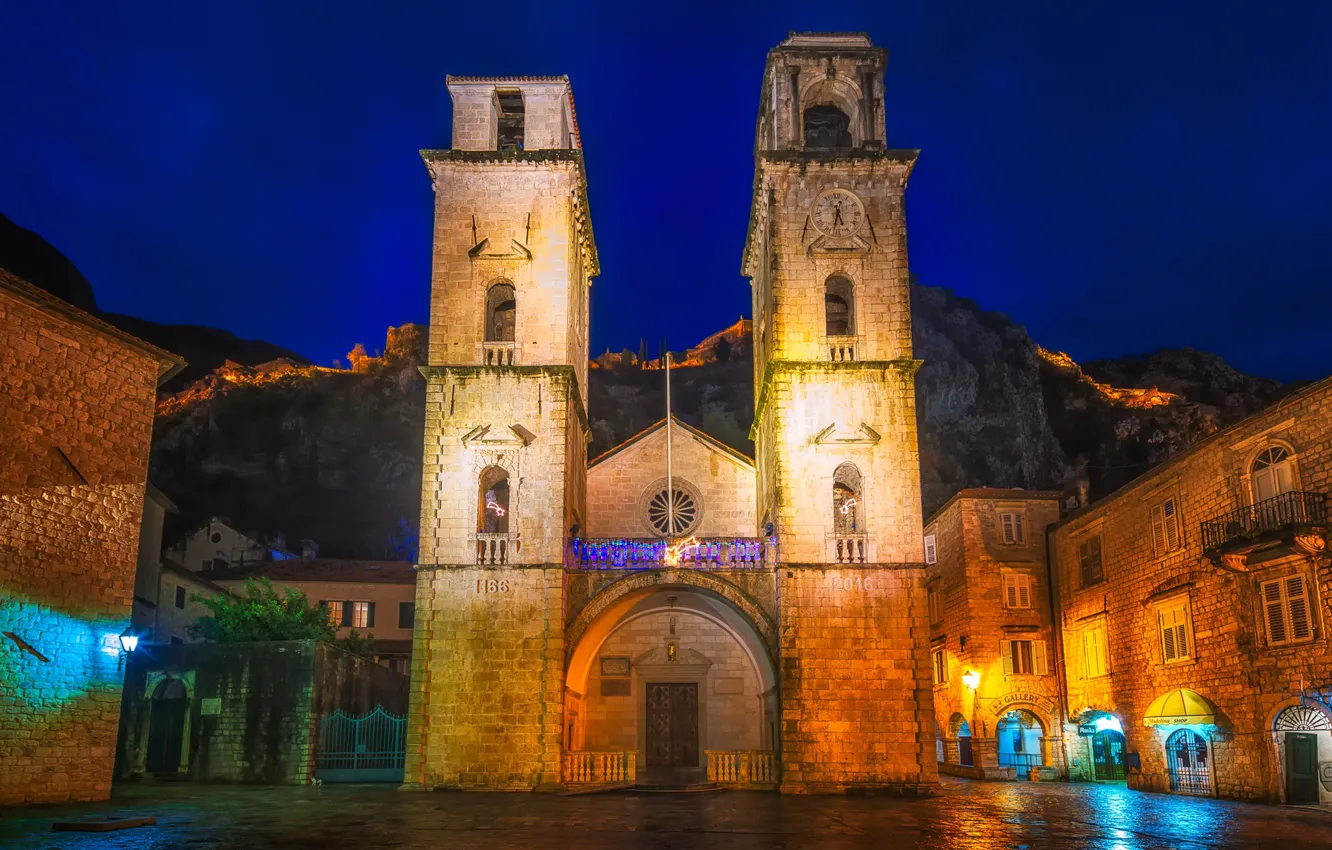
left=406, top=32, right=936, bottom=794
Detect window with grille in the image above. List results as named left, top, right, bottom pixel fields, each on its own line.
left=1157, top=600, right=1192, bottom=664
left=932, top=648, right=948, bottom=685
left=1150, top=497, right=1182, bottom=556
left=1003, top=572, right=1033, bottom=609
left=928, top=585, right=943, bottom=625
left=1079, top=535, right=1104, bottom=587
left=1000, top=512, right=1026, bottom=544
left=924, top=533, right=937, bottom=565
left=1082, top=624, right=1110, bottom=678
left=1261, top=575, right=1313, bottom=646
left=1001, top=639, right=1048, bottom=675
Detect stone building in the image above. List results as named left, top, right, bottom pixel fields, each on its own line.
left=406, top=32, right=937, bottom=794
left=923, top=490, right=1064, bottom=780
left=0, top=268, right=182, bottom=805
left=167, top=516, right=300, bottom=572
left=1052, top=376, right=1332, bottom=803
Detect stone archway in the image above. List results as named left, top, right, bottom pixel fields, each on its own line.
left=1268, top=698, right=1332, bottom=804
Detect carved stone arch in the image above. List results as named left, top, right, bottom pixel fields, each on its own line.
left=799, top=77, right=864, bottom=147
left=947, top=712, right=970, bottom=738
left=833, top=461, right=865, bottom=534
left=1242, top=437, right=1302, bottom=504
left=564, top=568, right=778, bottom=676
left=1269, top=698, right=1332, bottom=732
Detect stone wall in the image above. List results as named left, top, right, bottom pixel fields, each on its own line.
left=1053, top=376, right=1332, bottom=802
left=0, top=273, right=174, bottom=805
left=587, top=421, right=757, bottom=539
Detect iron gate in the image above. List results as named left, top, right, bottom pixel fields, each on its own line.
left=1092, top=729, right=1127, bottom=780
left=315, top=706, right=406, bottom=783
left=1165, top=729, right=1211, bottom=796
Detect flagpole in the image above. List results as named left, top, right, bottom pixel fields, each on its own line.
left=665, top=351, right=674, bottom=537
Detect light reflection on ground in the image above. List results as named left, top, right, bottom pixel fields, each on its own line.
left=3, top=776, right=1329, bottom=850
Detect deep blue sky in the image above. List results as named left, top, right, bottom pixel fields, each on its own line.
left=2, top=2, right=1329, bottom=380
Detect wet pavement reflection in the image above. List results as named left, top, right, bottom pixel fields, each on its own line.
left=3, top=777, right=1330, bottom=849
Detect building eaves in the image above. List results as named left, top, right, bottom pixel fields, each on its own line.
left=589, top=415, right=755, bottom=471
left=924, top=488, right=1063, bottom=528
left=0, top=268, right=185, bottom=384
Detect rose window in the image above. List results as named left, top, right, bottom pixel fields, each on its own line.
left=647, top=487, right=699, bottom=537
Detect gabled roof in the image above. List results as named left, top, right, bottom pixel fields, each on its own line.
left=202, top=558, right=417, bottom=586
left=589, top=415, right=754, bottom=471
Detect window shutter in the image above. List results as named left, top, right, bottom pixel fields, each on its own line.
left=924, top=535, right=937, bottom=565
left=1160, top=609, right=1178, bottom=662
left=1163, top=499, right=1180, bottom=551
left=1004, top=574, right=1018, bottom=608
left=1150, top=505, right=1167, bottom=556
left=366, top=601, right=376, bottom=629
left=1001, top=513, right=1014, bottom=544
left=341, top=601, right=353, bottom=628
left=1286, top=576, right=1311, bottom=641
left=1014, top=513, right=1025, bottom=543
left=1018, top=575, right=1031, bottom=609
left=1033, top=640, right=1048, bottom=675
left=1000, top=639, right=1014, bottom=675
left=1262, top=579, right=1287, bottom=645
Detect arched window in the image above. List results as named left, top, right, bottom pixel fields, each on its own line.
left=833, top=463, right=862, bottom=534
left=949, top=714, right=973, bottom=766
left=478, top=466, right=510, bottom=534
left=804, top=104, right=852, bottom=149
left=1251, top=445, right=1295, bottom=503
left=1165, top=729, right=1211, bottom=796
left=645, top=480, right=700, bottom=537
left=996, top=709, right=1045, bottom=776
left=825, top=275, right=854, bottom=336
left=485, top=283, right=516, bottom=343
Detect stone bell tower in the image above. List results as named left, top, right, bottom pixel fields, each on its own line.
left=405, top=75, right=597, bottom=790
left=743, top=33, right=937, bottom=792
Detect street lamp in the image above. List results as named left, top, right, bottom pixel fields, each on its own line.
left=962, top=670, right=980, bottom=690
left=118, top=628, right=139, bottom=653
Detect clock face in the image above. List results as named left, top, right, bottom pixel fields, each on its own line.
left=810, top=189, right=865, bottom=238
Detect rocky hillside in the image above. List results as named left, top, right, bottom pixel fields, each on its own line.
left=6, top=216, right=1293, bottom=556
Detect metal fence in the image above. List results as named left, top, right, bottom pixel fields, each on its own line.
left=315, top=706, right=406, bottom=783
left=1200, top=491, right=1326, bottom=552
left=999, top=752, right=1042, bottom=778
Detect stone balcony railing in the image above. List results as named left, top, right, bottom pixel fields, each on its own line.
left=568, top=537, right=774, bottom=570
left=705, top=750, right=778, bottom=788
left=475, top=532, right=518, bottom=565
left=482, top=341, right=517, bottom=366
left=830, top=532, right=869, bottom=564
left=826, top=335, right=860, bottom=362
left=564, top=750, right=636, bottom=785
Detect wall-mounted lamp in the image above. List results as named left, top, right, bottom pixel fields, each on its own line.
left=119, top=628, right=139, bottom=654
left=962, top=670, right=980, bottom=690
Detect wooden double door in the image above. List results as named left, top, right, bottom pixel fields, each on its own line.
left=646, top=683, right=699, bottom=767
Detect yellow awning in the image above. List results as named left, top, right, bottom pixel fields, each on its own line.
left=1143, top=688, right=1216, bottom=727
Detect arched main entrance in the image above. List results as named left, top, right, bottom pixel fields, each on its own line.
left=565, top=574, right=778, bottom=786
left=1273, top=703, right=1332, bottom=804
left=146, top=678, right=189, bottom=775
left=996, top=709, right=1044, bottom=778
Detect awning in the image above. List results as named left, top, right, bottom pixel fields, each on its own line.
left=1143, top=688, right=1217, bottom=727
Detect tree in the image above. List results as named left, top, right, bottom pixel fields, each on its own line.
left=191, top=577, right=374, bottom=656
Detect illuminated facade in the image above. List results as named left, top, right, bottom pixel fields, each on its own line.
left=0, top=269, right=180, bottom=805
left=406, top=33, right=938, bottom=794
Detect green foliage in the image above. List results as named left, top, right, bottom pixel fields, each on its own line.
left=190, top=577, right=375, bottom=657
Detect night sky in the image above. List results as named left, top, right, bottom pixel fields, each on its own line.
left=1, top=2, right=1329, bottom=380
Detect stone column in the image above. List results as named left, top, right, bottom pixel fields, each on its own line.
left=942, top=738, right=959, bottom=765
left=973, top=737, right=1000, bottom=773
left=1040, top=735, right=1065, bottom=772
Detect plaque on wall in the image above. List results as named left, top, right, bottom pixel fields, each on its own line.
left=200, top=698, right=222, bottom=716
left=600, top=657, right=631, bottom=677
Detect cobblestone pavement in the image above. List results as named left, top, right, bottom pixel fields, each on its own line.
left=3, top=778, right=1331, bottom=850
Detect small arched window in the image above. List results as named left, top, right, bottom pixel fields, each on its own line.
left=804, top=104, right=852, bottom=149
left=832, top=462, right=862, bottom=534
left=478, top=466, right=510, bottom=534
left=485, top=283, right=516, bottom=342
left=1251, top=446, right=1295, bottom=503
left=825, top=275, right=854, bottom=336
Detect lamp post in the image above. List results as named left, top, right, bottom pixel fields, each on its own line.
left=118, top=628, right=139, bottom=654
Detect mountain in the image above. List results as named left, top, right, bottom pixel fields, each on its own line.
left=0, top=214, right=308, bottom=390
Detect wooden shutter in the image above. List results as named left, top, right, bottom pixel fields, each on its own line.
left=1150, top=504, right=1167, bottom=555
left=1083, top=628, right=1106, bottom=678
left=1286, top=576, right=1311, bottom=641
left=366, top=601, right=376, bottom=629
left=341, top=601, right=353, bottom=628
left=1000, top=639, right=1014, bottom=675
left=1262, top=579, right=1288, bottom=644
left=1033, top=640, right=1048, bottom=675
left=1001, top=513, right=1015, bottom=544
left=1163, top=498, right=1180, bottom=550
left=1080, top=536, right=1103, bottom=586
left=1017, top=575, right=1031, bottom=609
left=1013, top=513, right=1025, bottom=544
left=924, top=535, right=937, bottom=564
left=1004, top=573, right=1018, bottom=608
left=1160, top=608, right=1179, bottom=662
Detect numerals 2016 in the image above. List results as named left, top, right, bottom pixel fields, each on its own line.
left=829, top=576, right=873, bottom=592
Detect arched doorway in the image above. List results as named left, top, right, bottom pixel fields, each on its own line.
left=996, top=709, right=1044, bottom=778
left=948, top=714, right=973, bottom=767
left=1274, top=704, right=1332, bottom=804
left=565, top=578, right=778, bottom=786
left=1092, top=728, right=1127, bottom=780
left=1165, top=729, right=1212, bottom=796
left=146, top=678, right=189, bottom=775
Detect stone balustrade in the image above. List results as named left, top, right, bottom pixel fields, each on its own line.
left=831, top=532, right=869, bottom=564
left=481, top=341, right=517, bottom=365
left=475, top=532, right=517, bottom=565
left=568, top=537, right=774, bottom=570
left=705, top=750, right=778, bottom=787
left=563, top=750, right=636, bottom=785
left=826, top=334, right=859, bottom=362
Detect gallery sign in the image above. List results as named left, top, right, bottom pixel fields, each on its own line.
left=989, top=691, right=1056, bottom=716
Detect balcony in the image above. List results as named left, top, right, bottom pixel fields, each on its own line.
left=826, top=335, right=859, bottom=362
left=568, top=537, right=773, bottom=570
left=830, top=532, right=869, bottom=564
left=1200, top=491, right=1327, bottom=557
left=482, top=341, right=517, bottom=366
left=476, top=532, right=518, bottom=565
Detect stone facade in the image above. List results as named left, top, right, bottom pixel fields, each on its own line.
left=1052, top=376, right=1332, bottom=803
left=0, top=269, right=180, bottom=805
left=409, top=34, right=937, bottom=795
left=924, top=490, right=1064, bottom=780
